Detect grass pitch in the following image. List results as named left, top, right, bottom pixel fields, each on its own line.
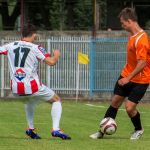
left=0, top=99, right=150, bottom=150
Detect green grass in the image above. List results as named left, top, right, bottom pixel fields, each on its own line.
left=0, top=100, right=150, bottom=150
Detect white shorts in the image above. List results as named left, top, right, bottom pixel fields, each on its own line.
left=13, top=84, right=55, bottom=103
left=32, top=84, right=55, bottom=101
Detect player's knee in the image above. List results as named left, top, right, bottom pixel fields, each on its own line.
left=111, top=100, right=121, bottom=108
left=125, top=100, right=137, bottom=117
left=111, top=96, right=124, bottom=108
left=48, top=94, right=61, bottom=103
left=125, top=106, right=135, bottom=117
left=126, top=107, right=132, bottom=114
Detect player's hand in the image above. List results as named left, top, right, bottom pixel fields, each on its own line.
left=118, top=77, right=130, bottom=86
left=53, top=49, right=60, bottom=58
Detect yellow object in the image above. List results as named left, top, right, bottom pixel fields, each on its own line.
left=78, top=52, right=89, bottom=64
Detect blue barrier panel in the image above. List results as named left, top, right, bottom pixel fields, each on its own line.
left=89, top=37, right=127, bottom=96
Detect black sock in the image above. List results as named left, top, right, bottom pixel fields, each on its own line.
left=104, top=105, right=118, bottom=119
left=131, top=111, right=142, bottom=131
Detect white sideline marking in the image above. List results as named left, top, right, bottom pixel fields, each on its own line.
left=0, top=123, right=47, bottom=124
left=85, top=104, right=146, bottom=113
left=86, top=104, right=105, bottom=108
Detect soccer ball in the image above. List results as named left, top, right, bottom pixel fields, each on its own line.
left=100, top=117, right=117, bottom=135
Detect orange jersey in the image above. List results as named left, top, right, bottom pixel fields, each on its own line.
left=121, top=30, right=150, bottom=83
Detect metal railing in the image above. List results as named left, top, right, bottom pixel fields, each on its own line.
left=0, top=36, right=128, bottom=97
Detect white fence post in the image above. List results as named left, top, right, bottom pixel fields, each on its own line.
left=0, top=39, right=5, bottom=97
left=47, top=38, right=50, bottom=88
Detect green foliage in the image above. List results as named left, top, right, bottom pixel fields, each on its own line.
left=49, top=0, right=66, bottom=30
left=73, top=0, right=93, bottom=30
left=145, top=20, right=150, bottom=30
left=48, top=0, right=107, bottom=30
left=0, top=0, right=108, bottom=30
left=97, top=0, right=107, bottom=29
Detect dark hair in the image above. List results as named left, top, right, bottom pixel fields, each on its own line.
left=118, top=7, right=138, bottom=21
left=22, top=24, right=37, bottom=37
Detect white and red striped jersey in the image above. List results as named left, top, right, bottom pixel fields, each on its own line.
left=0, top=40, right=50, bottom=95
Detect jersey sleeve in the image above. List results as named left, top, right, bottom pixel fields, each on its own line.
left=136, top=33, right=150, bottom=60
left=36, top=45, right=50, bottom=60
left=35, top=45, right=50, bottom=61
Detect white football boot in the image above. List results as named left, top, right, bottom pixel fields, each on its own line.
left=130, top=129, right=144, bottom=140
left=89, top=131, right=104, bottom=139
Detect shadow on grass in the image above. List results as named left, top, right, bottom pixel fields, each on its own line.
left=0, top=135, right=29, bottom=140
left=90, top=136, right=129, bottom=140
left=0, top=135, right=71, bottom=141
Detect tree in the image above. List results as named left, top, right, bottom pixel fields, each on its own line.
left=73, top=0, right=93, bottom=30
left=0, top=0, right=107, bottom=30
left=49, top=0, right=66, bottom=30
left=26, top=0, right=51, bottom=30
left=0, top=0, right=20, bottom=30
left=97, top=0, right=107, bottom=29
left=65, top=0, right=75, bottom=30
left=0, top=0, right=52, bottom=30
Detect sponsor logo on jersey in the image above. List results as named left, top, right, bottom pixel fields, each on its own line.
left=15, top=68, right=26, bottom=81
left=38, top=45, right=46, bottom=54
left=14, top=42, right=18, bottom=45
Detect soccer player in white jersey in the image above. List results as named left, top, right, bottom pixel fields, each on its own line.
left=0, top=24, right=71, bottom=140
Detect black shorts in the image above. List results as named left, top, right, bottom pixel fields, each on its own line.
left=114, top=76, right=149, bottom=104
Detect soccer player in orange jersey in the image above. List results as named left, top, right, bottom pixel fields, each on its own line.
left=90, top=7, right=150, bottom=140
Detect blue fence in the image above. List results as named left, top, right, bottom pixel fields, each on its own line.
left=90, top=37, right=127, bottom=96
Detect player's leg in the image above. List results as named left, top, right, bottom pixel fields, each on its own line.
left=89, top=94, right=125, bottom=139
left=104, top=94, right=124, bottom=119
left=32, top=84, right=71, bottom=140
left=104, top=76, right=128, bottom=119
left=125, top=83, right=149, bottom=140
left=12, top=94, right=41, bottom=139
left=125, top=100, right=144, bottom=140
left=48, top=94, right=71, bottom=140
left=90, top=77, right=126, bottom=139
left=25, top=100, right=37, bottom=130
left=25, top=98, right=41, bottom=139
left=50, top=94, right=62, bottom=131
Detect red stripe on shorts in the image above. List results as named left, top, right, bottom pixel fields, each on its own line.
left=30, top=79, right=38, bottom=94
left=17, top=82, right=25, bottom=94
left=10, top=80, right=12, bottom=91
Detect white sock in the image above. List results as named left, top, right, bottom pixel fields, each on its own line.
left=25, top=102, right=36, bottom=129
left=51, top=101, right=62, bottom=131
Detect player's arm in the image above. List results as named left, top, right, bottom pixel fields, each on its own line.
left=44, top=49, right=60, bottom=66
left=119, top=60, right=146, bottom=86
left=36, top=45, right=60, bottom=66
left=127, top=59, right=146, bottom=79
left=118, top=59, right=146, bottom=86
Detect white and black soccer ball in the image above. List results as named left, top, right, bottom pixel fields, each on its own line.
left=100, top=117, right=117, bottom=135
